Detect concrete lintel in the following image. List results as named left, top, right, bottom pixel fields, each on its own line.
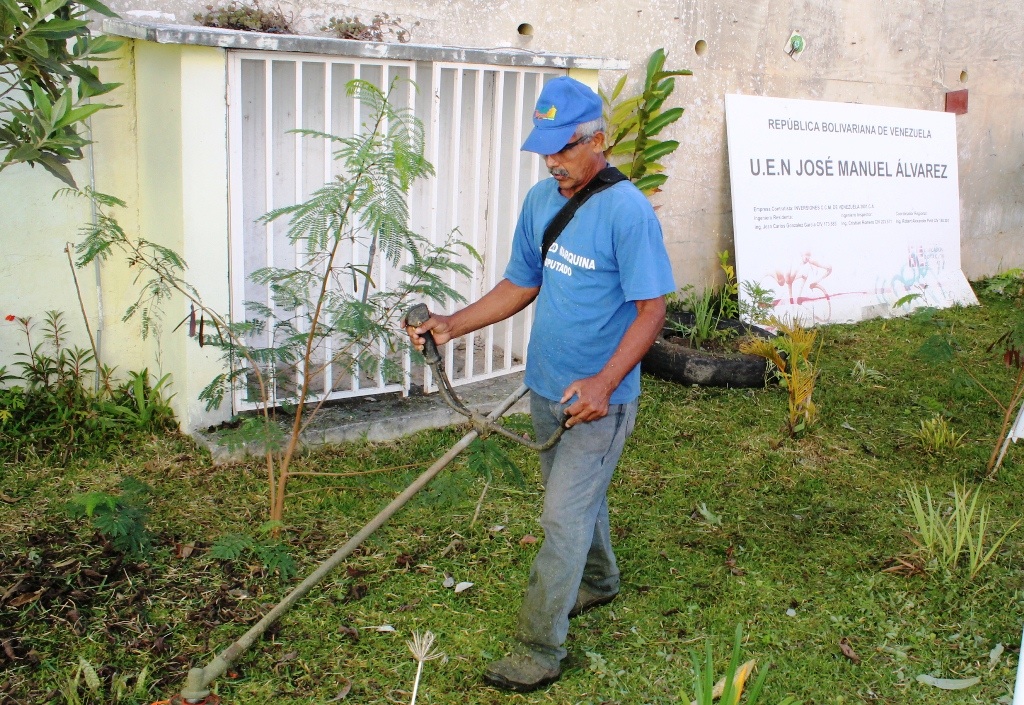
left=102, top=19, right=627, bottom=70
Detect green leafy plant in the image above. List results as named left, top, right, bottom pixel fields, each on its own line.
left=322, top=12, right=417, bottom=42
left=980, top=267, right=1024, bottom=300
left=59, top=656, right=149, bottom=704
left=211, top=521, right=297, bottom=579
left=0, top=311, right=177, bottom=461
left=68, top=477, right=154, bottom=557
left=912, top=413, right=966, bottom=454
left=668, top=284, right=724, bottom=349
left=194, top=1, right=292, bottom=33
left=686, top=625, right=775, bottom=705
left=0, top=0, right=122, bottom=186
left=602, top=48, right=691, bottom=195
left=904, top=483, right=1020, bottom=579
left=76, top=78, right=475, bottom=528
left=740, top=281, right=776, bottom=326
left=100, top=368, right=176, bottom=430
left=850, top=359, right=884, bottom=383
left=740, top=317, right=821, bottom=436
left=665, top=252, right=773, bottom=347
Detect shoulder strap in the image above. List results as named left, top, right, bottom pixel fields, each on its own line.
left=541, top=166, right=628, bottom=262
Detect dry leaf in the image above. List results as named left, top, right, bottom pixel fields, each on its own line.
left=367, top=625, right=396, bottom=632
left=519, top=534, right=537, bottom=545
left=176, top=542, right=195, bottom=559
left=442, top=573, right=455, bottom=589
left=839, top=637, right=861, bottom=664
left=328, top=678, right=352, bottom=701
left=7, top=589, right=44, bottom=608
left=454, top=581, right=473, bottom=593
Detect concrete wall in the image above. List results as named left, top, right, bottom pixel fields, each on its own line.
left=107, top=0, right=1024, bottom=285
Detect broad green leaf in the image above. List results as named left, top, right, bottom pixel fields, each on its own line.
left=22, top=34, right=50, bottom=60
left=634, top=173, right=668, bottom=193
left=653, top=69, right=693, bottom=81
left=54, top=101, right=104, bottom=129
left=608, top=138, right=637, bottom=157
left=37, top=152, right=77, bottom=187
left=645, top=48, right=666, bottom=87
left=642, top=139, right=679, bottom=162
left=78, top=0, right=119, bottom=17
left=33, top=17, right=89, bottom=39
left=609, top=73, right=627, bottom=102
left=7, top=144, right=42, bottom=162
left=645, top=107, right=684, bottom=137
left=30, top=82, right=53, bottom=121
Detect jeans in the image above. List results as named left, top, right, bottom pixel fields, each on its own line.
left=515, top=391, right=638, bottom=665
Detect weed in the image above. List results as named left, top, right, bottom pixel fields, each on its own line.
left=407, top=631, right=445, bottom=705
left=686, top=625, right=772, bottom=705
left=68, top=477, right=154, bottom=557
left=211, top=521, right=297, bottom=579
left=980, top=268, right=1024, bottom=300
left=912, top=414, right=966, bottom=454
left=101, top=368, right=176, bottom=430
left=668, top=284, right=726, bottom=349
left=194, top=1, right=292, bottom=33
left=60, top=656, right=150, bottom=704
left=740, top=317, right=820, bottom=436
left=851, top=359, right=884, bottom=383
left=1, top=312, right=176, bottom=462
left=904, top=483, right=1021, bottom=579
left=322, top=13, right=418, bottom=43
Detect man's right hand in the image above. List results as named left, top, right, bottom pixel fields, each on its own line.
left=404, top=312, right=455, bottom=353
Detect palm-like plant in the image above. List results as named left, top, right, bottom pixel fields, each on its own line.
left=602, top=48, right=691, bottom=195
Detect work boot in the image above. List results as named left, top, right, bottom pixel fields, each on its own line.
left=568, top=586, right=618, bottom=618
left=482, top=651, right=561, bottom=692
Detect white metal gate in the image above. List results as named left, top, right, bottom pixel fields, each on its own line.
left=227, top=51, right=559, bottom=411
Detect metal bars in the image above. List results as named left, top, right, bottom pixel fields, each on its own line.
left=227, top=51, right=556, bottom=412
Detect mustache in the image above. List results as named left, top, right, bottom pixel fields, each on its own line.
left=549, top=167, right=569, bottom=178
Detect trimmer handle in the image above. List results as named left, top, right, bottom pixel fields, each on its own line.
left=405, top=303, right=442, bottom=365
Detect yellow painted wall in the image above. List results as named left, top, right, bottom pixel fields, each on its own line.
left=0, top=40, right=229, bottom=431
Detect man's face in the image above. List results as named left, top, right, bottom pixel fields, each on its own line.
left=544, top=130, right=606, bottom=197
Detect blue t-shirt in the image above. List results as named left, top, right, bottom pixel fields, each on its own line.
left=504, top=177, right=676, bottom=404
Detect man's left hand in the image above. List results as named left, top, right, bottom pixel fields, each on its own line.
left=560, top=376, right=613, bottom=427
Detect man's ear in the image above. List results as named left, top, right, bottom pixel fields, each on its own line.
left=589, top=130, right=607, bottom=152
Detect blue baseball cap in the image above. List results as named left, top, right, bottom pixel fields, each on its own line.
left=521, top=76, right=603, bottom=155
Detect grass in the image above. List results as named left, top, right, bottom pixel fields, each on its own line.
left=3, top=289, right=1024, bottom=704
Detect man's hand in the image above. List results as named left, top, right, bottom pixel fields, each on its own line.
left=560, top=375, right=614, bottom=427
left=404, top=312, right=455, bottom=352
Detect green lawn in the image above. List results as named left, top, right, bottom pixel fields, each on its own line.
left=3, top=290, right=1024, bottom=704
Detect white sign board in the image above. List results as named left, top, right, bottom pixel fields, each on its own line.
left=725, top=94, right=977, bottom=324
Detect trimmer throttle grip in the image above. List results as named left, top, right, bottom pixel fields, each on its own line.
left=405, top=303, right=442, bottom=365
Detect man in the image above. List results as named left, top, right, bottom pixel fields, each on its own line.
left=406, top=76, right=675, bottom=692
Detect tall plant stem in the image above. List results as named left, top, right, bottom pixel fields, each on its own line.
left=270, top=95, right=391, bottom=527
left=986, top=363, right=1024, bottom=475
left=64, top=242, right=99, bottom=370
